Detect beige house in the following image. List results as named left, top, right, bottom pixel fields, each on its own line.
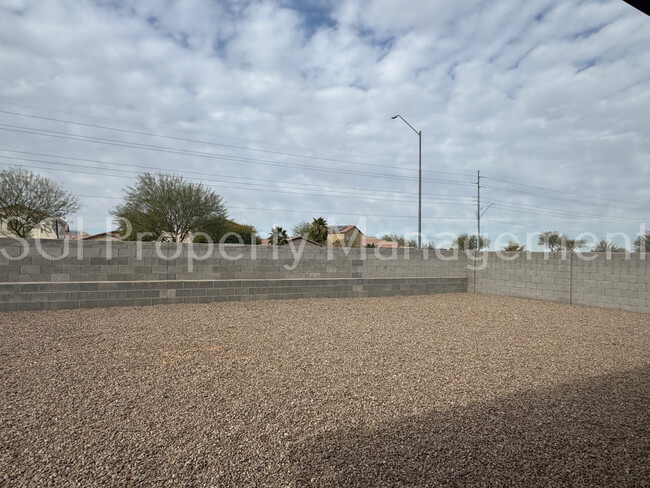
left=326, top=225, right=365, bottom=247
left=361, top=236, right=399, bottom=249
left=0, top=216, right=68, bottom=239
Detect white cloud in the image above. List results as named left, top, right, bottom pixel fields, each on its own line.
left=0, top=0, right=647, bottom=248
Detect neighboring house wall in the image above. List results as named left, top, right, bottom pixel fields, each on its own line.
left=327, top=226, right=364, bottom=247
left=0, top=217, right=67, bottom=239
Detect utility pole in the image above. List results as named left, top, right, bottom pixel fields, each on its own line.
left=476, top=170, right=492, bottom=250
left=477, top=170, right=481, bottom=246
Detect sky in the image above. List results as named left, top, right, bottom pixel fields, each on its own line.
left=0, top=0, right=648, bottom=250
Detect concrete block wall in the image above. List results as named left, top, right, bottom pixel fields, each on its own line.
left=470, top=251, right=649, bottom=314
left=0, top=239, right=467, bottom=283
left=0, top=277, right=468, bottom=312
left=467, top=252, right=571, bottom=303
left=0, top=239, right=469, bottom=311
left=1, top=239, right=648, bottom=313
left=571, top=253, right=650, bottom=314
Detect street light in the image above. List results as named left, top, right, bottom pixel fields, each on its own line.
left=391, top=114, right=422, bottom=250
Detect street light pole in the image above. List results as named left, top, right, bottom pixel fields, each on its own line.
left=392, top=114, right=422, bottom=250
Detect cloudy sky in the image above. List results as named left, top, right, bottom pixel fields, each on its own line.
left=0, top=0, right=648, bottom=249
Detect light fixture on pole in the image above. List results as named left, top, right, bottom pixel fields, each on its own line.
left=391, top=114, right=422, bottom=250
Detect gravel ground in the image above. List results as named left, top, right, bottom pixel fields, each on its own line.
left=1, top=293, right=648, bottom=487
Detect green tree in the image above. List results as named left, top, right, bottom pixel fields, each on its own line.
left=269, top=226, right=288, bottom=245
left=634, top=231, right=650, bottom=253
left=194, top=217, right=260, bottom=245
left=538, top=231, right=585, bottom=251
left=381, top=233, right=400, bottom=243
left=113, top=173, right=226, bottom=242
left=308, top=217, right=328, bottom=244
left=381, top=233, right=417, bottom=247
left=292, top=220, right=311, bottom=237
left=0, top=167, right=80, bottom=238
left=592, top=239, right=624, bottom=253
left=503, top=241, right=525, bottom=251
left=453, top=233, right=489, bottom=250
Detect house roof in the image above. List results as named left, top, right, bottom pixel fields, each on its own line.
left=327, top=225, right=363, bottom=235
left=362, top=236, right=399, bottom=248
left=82, top=231, right=121, bottom=240
left=67, top=230, right=89, bottom=239
left=261, top=235, right=321, bottom=246
left=288, top=235, right=320, bottom=245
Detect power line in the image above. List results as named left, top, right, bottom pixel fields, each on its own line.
left=0, top=109, right=474, bottom=178
left=0, top=101, right=477, bottom=175
left=483, top=177, right=647, bottom=208
left=487, top=198, right=646, bottom=221
left=0, top=148, right=476, bottom=202
left=490, top=202, right=643, bottom=225
left=70, top=194, right=476, bottom=221
left=226, top=206, right=477, bottom=221
left=0, top=157, right=477, bottom=207
left=0, top=160, right=478, bottom=209
left=0, top=124, right=474, bottom=186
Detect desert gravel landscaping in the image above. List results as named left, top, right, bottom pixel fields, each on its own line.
left=1, top=293, right=648, bottom=487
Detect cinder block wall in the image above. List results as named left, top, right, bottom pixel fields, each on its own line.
left=0, top=239, right=469, bottom=311
left=0, top=239, right=467, bottom=282
left=1, top=239, right=648, bottom=313
left=469, top=251, right=649, bottom=314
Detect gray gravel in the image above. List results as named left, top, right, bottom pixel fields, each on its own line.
left=1, top=293, right=648, bottom=487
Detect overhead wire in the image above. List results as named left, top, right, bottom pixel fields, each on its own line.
left=0, top=160, right=478, bottom=210
left=0, top=124, right=474, bottom=186
left=0, top=148, right=476, bottom=202
left=1, top=105, right=644, bottom=233
left=0, top=101, right=477, bottom=175
left=0, top=157, right=476, bottom=207
left=0, top=109, right=474, bottom=177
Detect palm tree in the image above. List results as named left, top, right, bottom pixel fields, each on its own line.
left=308, top=217, right=328, bottom=244
left=269, top=226, right=288, bottom=245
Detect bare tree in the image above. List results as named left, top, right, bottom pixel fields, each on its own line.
left=0, top=167, right=80, bottom=238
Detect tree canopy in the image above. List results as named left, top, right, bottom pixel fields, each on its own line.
left=112, top=173, right=226, bottom=242
left=0, top=167, right=80, bottom=238
left=503, top=241, right=525, bottom=251
left=381, top=233, right=417, bottom=248
left=269, top=226, right=288, bottom=245
left=634, top=231, right=650, bottom=253
left=592, top=239, right=624, bottom=253
left=308, top=217, right=328, bottom=244
left=193, top=217, right=260, bottom=245
left=291, top=220, right=311, bottom=237
left=538, top=231, right=586, bottom=252
left=453, top=233, right=489, bottom=250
